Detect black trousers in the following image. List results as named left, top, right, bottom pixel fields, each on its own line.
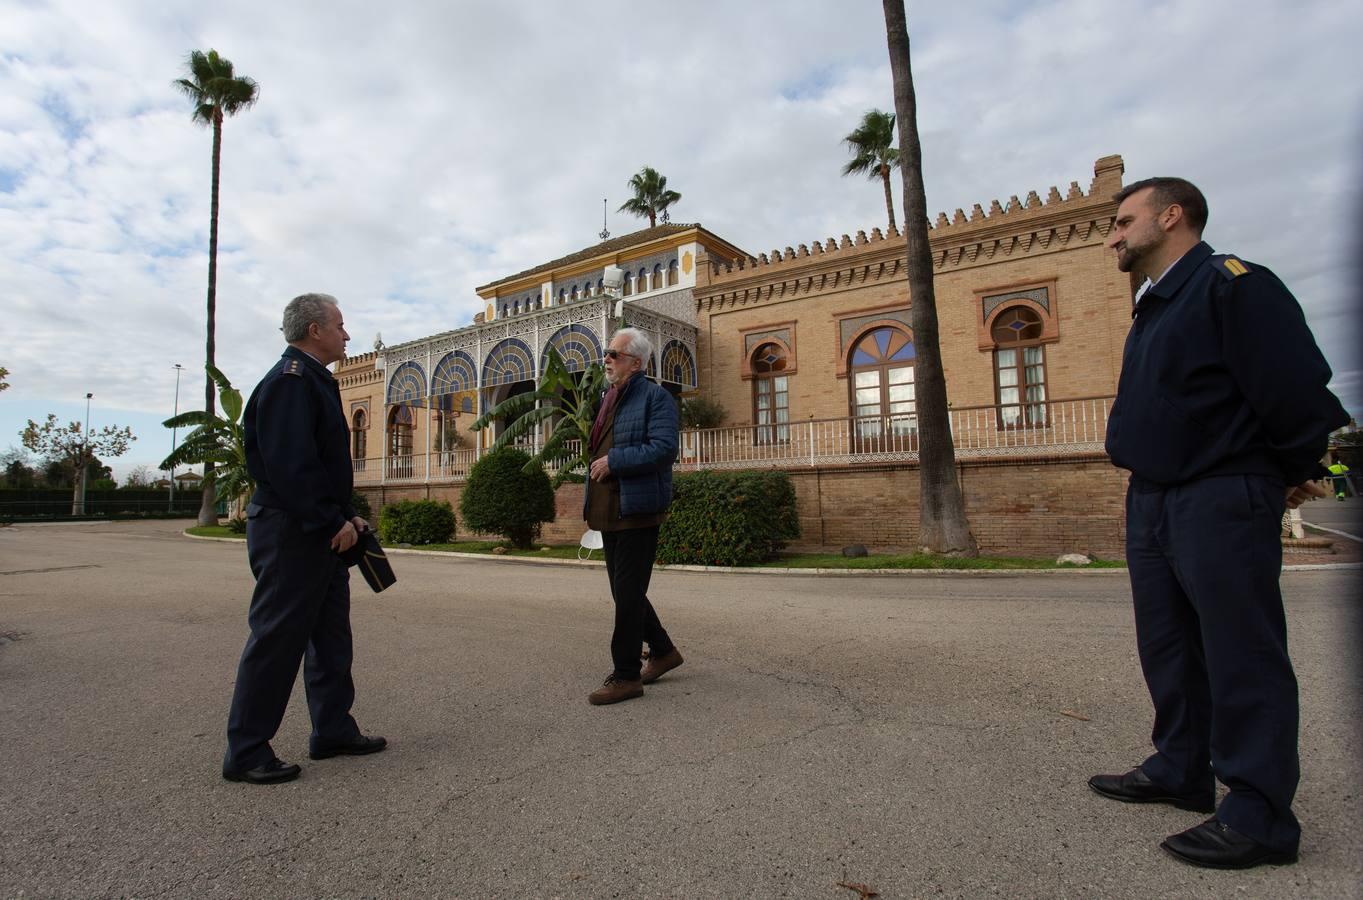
left=1126, top=474, right=1300, bottom=852
left=602, top=525, right=674, bottom=681
left=224, top=505, right=360, bottom=771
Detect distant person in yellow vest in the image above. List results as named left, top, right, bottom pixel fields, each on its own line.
left=1326, top=458, right=1350, bottom=500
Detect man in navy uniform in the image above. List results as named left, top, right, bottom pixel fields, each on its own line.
left=1090, top=178, right=1347, bottom=867
left=222, top=293, right=386, bottom=784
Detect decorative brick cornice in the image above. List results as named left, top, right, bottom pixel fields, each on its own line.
left=696, top=155, right=1124, bottom=313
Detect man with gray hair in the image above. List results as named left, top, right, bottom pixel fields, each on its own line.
left=222, top=293, right=386, bottom=784
left=584, top=326, right=683, bottom=704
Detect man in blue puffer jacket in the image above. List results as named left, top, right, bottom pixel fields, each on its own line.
left=583, top=327, right=683, bottom=705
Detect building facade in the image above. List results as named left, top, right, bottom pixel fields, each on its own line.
left=340, top=156, right=1140, bottom=556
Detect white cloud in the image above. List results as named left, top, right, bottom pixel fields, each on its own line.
left=2, top=0, right=1361, bottom=480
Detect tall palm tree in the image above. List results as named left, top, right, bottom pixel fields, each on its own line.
left=841, top=109, right=901, bottom=232
left=881, top=0, right=978, bottom=556
left=618, top=167, right=681, bottom=228
left=174, top=49, right=258, bottom=526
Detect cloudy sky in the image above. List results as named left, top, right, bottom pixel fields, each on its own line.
left=2, top=0, right=1360, bottom=479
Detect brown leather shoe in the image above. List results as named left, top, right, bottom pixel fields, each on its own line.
left=640, top=648, right=684, bottom=684
left=588, top=674, right=643, bottom=705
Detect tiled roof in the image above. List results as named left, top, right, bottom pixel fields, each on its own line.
left=479, top=223, right=700, bottom=292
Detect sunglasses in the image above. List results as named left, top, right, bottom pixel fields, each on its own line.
left=603, top=349, right=636, bottom=360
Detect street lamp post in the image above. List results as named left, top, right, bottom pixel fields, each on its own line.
left=80, top=392, right=92, bottom=516
left=169, top=364, right=183, bottom=512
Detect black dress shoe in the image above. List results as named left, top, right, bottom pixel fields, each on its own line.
left=1161, top=817, right=1298, bottom=869
left=309, top=734, right=387, bottom=760
left=1087, top=767, right=1214, bottom=813
left=222, top=757, right=301, bottom=785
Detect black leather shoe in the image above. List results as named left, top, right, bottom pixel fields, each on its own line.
left=309, top=734, right=387, bottom=760
left=222, top=757, right=301, bottom=785
left=1087, top=767, right=1214, bottom=813
left=1161, top=817, right=1298, bottom=869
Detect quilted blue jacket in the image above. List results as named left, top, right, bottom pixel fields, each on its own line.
left=584, top=375, right=679, bottom=520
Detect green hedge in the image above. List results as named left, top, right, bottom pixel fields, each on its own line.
left=459, top=447, right=555, bottom=548
left=378, top=499, right=457, bottom=545
left=657, top=470, right=800, bottom=566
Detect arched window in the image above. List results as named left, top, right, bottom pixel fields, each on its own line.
left=570, top=285, right=579, bottom=301
left=667, top=259, right=679, bottom=286
left=752, top=342, right=790, bottom=444
left=848, top=326, right=916, bottom=445
left=535, top=295, right=542, bottom=310
left=387, top=405, right=414, bottom=477
left=991, top=306, right=1047, bottom=427
left=622, top=276, right=633, bottom=297
left=558, top=288, right=567, bottom=305
left=637, top=268, right=648, bottom=293
left=352, top=409, right=367, bottom=469
left=652, top=264, right=663, bottom=291
left=513, top=300, right=520, bottom=315
left=597, top=278, right=605, bottom=295
left=501, top=303, right=508, bottom=318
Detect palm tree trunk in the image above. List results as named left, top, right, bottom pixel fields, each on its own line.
left=197, top=111, right=222, bottom=526
left=882, top=0, right=977, bottom=556
left=648, top=210, right=656, bottom=228
left=880, top=164, right=898, bottom=232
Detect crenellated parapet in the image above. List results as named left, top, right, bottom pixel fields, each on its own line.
left=696, top=155, right=1124, bottom=311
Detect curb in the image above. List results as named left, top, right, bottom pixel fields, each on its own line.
left=180, top=531, right=1360, bottom=575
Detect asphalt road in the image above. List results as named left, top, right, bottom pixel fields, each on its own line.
left=1, top=520, right=1359, bottom=899
left=1301, top=493, right=1363, bottom=540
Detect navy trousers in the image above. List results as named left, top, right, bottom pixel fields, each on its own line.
left=1125, top=474, right=1300, bottom=852
left=602, top=525, right=674, bottom=681
left=224, top=505, right=360, bottom=772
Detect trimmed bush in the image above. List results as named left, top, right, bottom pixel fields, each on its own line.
left=378, top=499, right=456, bottom=545
left=350, top=490, right=372, bottom=521
left=657, top=470, right=800, bottom=566
left=460, top=447, right=555, bottom=548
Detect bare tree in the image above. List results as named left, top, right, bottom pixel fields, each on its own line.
left=21, top=415, right=135, bottom=515
left=882, top=0, right=978, bottom=556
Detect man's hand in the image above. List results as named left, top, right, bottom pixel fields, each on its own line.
left=331, top=519, right=359, bottom=552
left=350, top=515, right=370, bottom=534
left=1285, top=480, right=1329, bottom=509
left=590, top=455, right=611, bottom=482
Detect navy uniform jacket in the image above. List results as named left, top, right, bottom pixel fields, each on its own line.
left=1105, top=241, right=1348, bottom=486
left=244, top=346, right=356, bottom=535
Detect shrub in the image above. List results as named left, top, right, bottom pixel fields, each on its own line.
left=680, top=396, right=726, bottom=429
left=226, top=515, right=247, bottom=534
left=378, top=499, right=456, bottom=545
left=460, top=447, right=555, bottom=548
left=657, top=470, right=800, bottom=566
left=350, top=490, right=372, bottom=521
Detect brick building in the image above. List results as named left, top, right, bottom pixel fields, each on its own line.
left=339, top=155, right=1138, bottom=556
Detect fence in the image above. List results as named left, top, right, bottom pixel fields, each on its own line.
left=350, top=396, right=1112, bottom=486
left=0, top=489, right=205, bottom=521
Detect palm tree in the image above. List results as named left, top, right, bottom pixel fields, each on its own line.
left=881, top=0, right=978, bottom=556
left=618, top=167, right=681, bottom=228
left=470, top=349, right=606, bottom=489
left=841, top=109, right=901, bottom=232
left=174, top=49, right=259, bottom=526
left=161, top=365, right=254, bottom=518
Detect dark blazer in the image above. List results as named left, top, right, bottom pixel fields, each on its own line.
left=1105, top=242, right=1348, bottom=486
left=244, top=346, right=357, bottom=535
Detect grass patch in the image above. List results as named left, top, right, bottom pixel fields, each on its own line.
left=183, top=526, right=1125, bottom=570
left=393, top=540, right=583, bottom=559
left=187, top=525, right=240, bottom=538
left=756, top=552, right=1126, bottom=570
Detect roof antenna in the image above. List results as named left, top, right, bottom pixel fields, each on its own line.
left=599, top=198, right=610, bottom=241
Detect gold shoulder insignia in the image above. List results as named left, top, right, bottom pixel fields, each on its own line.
left=1221, top=257, right=1249, bottom=277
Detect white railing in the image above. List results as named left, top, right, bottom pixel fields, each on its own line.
left=351, top=396, right=1112, bottom=484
